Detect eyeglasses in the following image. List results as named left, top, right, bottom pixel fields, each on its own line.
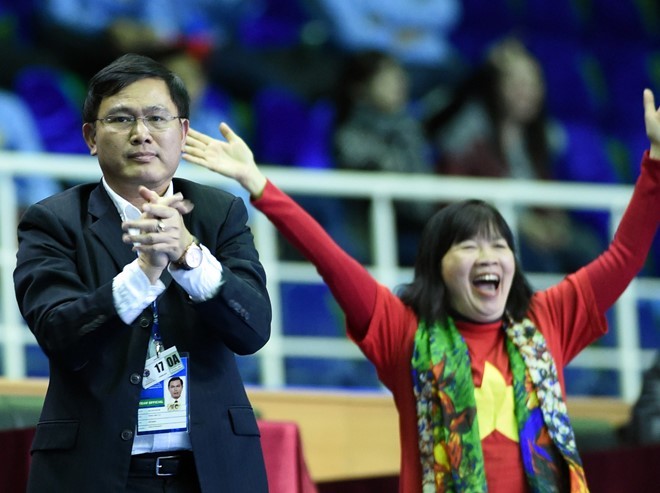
left=94, top=114, right=183, bottom=132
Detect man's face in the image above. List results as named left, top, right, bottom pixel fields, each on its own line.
left=168, top=379, right=183, bottom=399
left=83, top=78, right=189, bottom=196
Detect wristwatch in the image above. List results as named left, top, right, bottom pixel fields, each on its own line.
left=173, top=237, right=203, bottom=270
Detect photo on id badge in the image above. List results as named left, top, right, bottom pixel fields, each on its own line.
left=137, top=355, right=189, bottom=435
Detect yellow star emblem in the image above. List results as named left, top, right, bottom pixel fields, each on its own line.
left=473, top=362, right=519, bottom=441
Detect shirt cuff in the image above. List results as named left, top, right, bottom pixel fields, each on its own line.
left=168, top=244, right=223, bottom=302
left=113, top=259, right=166, bottom=324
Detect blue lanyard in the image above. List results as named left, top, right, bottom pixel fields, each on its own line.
left=152, top=300, right=164, bottom=356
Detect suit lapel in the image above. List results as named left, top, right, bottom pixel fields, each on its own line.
left=87, top=183, right=173, bottom=288
left=88, top=184, right=135, bottom=270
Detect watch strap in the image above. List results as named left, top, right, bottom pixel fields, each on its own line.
left=173, top=237, right=200, bottom=269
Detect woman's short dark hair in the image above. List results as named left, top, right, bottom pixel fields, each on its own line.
left=82, top=53, right=190, bottom=123
left=333, top=49, right=398, bottom=127
left=398, top=199, right=533, bottom=324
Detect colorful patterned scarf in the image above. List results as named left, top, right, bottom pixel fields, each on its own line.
left=411, top=316, right=589, bottom=492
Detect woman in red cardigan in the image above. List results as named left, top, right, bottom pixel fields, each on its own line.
left=182, top=89, right=660, bottom=493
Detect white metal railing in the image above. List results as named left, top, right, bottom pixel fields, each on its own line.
left=2, top=150, right=659, bottom=402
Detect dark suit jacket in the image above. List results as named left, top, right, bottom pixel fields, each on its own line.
left=14, top=178, right=272, bottom=492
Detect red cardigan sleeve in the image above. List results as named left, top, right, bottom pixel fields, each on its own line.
left=252, top=181, right=378, bottom=339
left=251, top=151, right=660, bottom=340
left=585, top=151, right=660, bottom=312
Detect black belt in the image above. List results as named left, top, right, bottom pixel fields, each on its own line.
left=129, top=452, right=194, bottom=478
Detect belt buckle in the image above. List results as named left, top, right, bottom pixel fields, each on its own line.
left=155, top=455, right=178, bottom=477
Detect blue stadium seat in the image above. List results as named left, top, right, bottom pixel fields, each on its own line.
left=13, top=66, right=88, bottom=154
left=590, top=38, right=658, bottom=130
left=525, top=33, right=608, bottom=124
left=521, top=0, right=590, bottom=36
left=553, top=120, right=618, bottom=260
left=238, top=0, right=311, bottom=48
left=591, top=0, right=660, bottom=41
left=253, top=87, right=333, bottom=168
left=555, top=120, right=617, bottom=184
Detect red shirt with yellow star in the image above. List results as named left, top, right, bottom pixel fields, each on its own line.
left=458, top=319, right=530, bottom=492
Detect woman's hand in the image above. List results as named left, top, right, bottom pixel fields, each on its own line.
left=643, top=89, right=660, bottom=159
left=183, top=123, right=268, bottom=198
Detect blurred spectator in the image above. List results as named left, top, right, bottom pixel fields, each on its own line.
left=313, top=0, right=465, bottom=98
left=12, top=65, right=90, bottom=155
left=32, top=0, right=335, bottom=103
left=0, top=2, right=62, bottom=89
left=620, top=351, right=660, bottom=445
left=425, top=38, right=603, bottom=273
left=333, top=50, right=437, bottom=265
left=161, top=52, right=249, bottom=139
left=32, top=0, right=267, bottom=101
left=34, top=0, right=181, bottom=80
left=0, top=90, right=62, bottom=214
left=206, top=0, right=343, bottom=102
left=161, top=52, right=254, bottom=206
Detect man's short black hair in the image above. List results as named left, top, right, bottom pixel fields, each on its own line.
left=168, top=376, right=183, bottom=387
left=82, top=53, right=190, bottom=123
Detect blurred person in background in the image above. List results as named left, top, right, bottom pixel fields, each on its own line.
left=313, top=0, right=465, bottom=98
left=31, top=0, right=261, bottom=80
left=161, top=51, right=255, bottom=221
left=0, top=2, right=62, bottom=90
left=33, top=0, right=334, bottom=104
left=161, top=52, right=250, bottom=143
left=332, top=50, right=437, bottom=265
left=0, top=89, right=63, bottom=218
left=621, top=350, right=660, bottom=445
left=426, top=38, right=603, bottom=274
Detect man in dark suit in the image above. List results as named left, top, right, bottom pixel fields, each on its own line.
left=13, top=53, right=271, bottom=492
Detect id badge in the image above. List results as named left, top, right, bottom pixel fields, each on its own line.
left=137, top=354, right=189, bottom=435
left=142, top=346, right=185, bottom=389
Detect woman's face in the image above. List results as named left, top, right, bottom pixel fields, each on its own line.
left=500, top=57, right=544, bottom=124
left=441, top=233, right=515, bottom=322
left=365, top=61, right=408, bottom=113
